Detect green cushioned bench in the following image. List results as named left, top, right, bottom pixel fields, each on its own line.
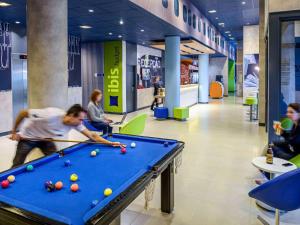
left=290, top=155, right=300, bottom=168
left=173, top=107, right=189, bottom=121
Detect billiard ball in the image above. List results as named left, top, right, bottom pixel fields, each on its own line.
left=70, top=174, right=78, bottom=182
left=164, top=142, right=169, bottom=147
left=7, top=175, right=15, bottom=183
left=55, top=181, right=63, bottom=190
left=1, top=180, right=9, bottom=189
left=44, top=181, right=55, bottom=192
left=71, top=183, right=79, bottom=192
left=121, top=148, right=126, bottom=154
left=64, top=160, right=71, bottom=167
left=130, top=142, right=136, bottom=148
left=104, top=188, right=112, bottom=196
left=91, top=200, right=99, bottom=208
left=95, top=149, right=100, bottom=154
left=26, top=165, right=34, bottom=171
left=90, top=151, right=97, bottom=157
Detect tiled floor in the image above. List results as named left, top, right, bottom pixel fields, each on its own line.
left=0, top=97, right=299, bottom=225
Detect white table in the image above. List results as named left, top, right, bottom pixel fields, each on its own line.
left=252, top=156, right=297, bottom=211
left=252, top=156, right=297, bottom=179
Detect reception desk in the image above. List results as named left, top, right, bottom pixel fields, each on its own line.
left=180, top=84, right=199, bottom=107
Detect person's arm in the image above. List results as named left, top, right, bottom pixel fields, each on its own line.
left=10, top=110, right=29, bottom=141
left=81, top=129, right=121, bottom=147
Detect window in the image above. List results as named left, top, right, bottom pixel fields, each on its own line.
left=188, top=9, right=192, bottom=26
left=174, top=0, right=179, bottom=17
left=198, top=18, right=201, bottom=32
left=203, top=22, right=206, bottom=36
left=183, top=5, right=187, bottom=23
left=192, top=14, right=196, bottom=29
left=162, top=0, right=168, bottom=8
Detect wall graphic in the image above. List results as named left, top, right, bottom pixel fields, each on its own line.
left=0, top=22, right=12, bottom=91
left=68, top=35, right=81, bottom=87
left=136, top=45, right=163, bottom=109
left=243, top=54, right=259, bottom=103
left=104, top=41, right=123, bottom=113
left=137, top=45, right=163, bottom=89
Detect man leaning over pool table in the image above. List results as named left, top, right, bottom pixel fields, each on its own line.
left=10, top=104, right=121, bottom=168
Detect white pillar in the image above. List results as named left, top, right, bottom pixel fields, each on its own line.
left=198, top=54, right=209, bottom=103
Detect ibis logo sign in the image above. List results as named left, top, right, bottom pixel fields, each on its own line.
left=104, top=41, right=123, bottom=113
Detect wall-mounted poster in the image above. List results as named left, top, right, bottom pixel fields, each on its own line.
left=243, top=54, right=259, bottom=103
left=0, top=22, right=12, bottom=91
left=136, top=45, right=164, bottom=109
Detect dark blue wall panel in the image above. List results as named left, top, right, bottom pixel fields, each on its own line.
left=68, top=35, right=81, bottom=87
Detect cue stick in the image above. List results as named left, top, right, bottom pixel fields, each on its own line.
left=19, top=137, right=126, bottom=147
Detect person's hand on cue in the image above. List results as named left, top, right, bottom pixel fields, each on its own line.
left=9, top=132, right=21, bottom=141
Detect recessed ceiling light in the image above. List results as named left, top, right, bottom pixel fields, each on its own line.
left=15, top=21, right=20, bottom=24
left=88, top=9, right=94, bottom=13
left=142, top=42, right=145, bottom=45
left=228, top=34, right=232, bottom=37
left=225, top=31, right=231, bottom=33
left=208, top=10, right=217, bottom=13
left=79, top=25, right=92, bottom=29
left=118, top=35, right=122, bottom=38
left=108, top=32, right=113, bottom=35
left=119, top=19, right=124, bottom=25
left=140, top=29, right=144, bottom=32
left=247, top=22, right=250, bottom=25
left=215, top=17, right=219, bottom=20
left=230, top=37, right=235, bottom=40
left=0, top=2, right=11, bottom=7
left=242, top=1, right=246, bottom=5
left=218, top=22, right=225, bottom=27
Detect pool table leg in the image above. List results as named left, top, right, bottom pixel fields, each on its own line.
left=161, top=161, right=174, bottom=213
left=109, top=215, right=120, bottom=225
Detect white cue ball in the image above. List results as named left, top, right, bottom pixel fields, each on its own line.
left=130, top=142, right=136, bottom=148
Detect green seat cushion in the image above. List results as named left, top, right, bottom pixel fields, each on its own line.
left=290, top=154, right=300, bottom=168
left=119, top=114, right=147, bottom=136
left=281, top=118, right=293, bottom=131
left=174, top=107, right=189, bottom=120
left=245, top=97, right=258, bottom=105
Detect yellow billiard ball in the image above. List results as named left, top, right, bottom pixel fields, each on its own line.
left=7, top=175, right=15, bottom=183
left=70, top=174, right=78, bottom=182
left=104, top=188, right=112, bottom=197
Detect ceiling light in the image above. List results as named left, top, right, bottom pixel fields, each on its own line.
left=0, top=2, right=11, bottom=7
left=108, top=32, right=113, bottom=35
left=88, top=9, right=94, bottom=13
left=218, top=22, right=225, bottom=27
left=142, top=42, right=145, bottom=45
left=15, top=21, right=20, bottom=24
left=228, top=34, right=232, bottom=37
left=79, top=25, right=92, bottom=29
left=118, top=35, right=122, bottom=38
left=247, top=22, right=250, bottom=25
left=140, top=29, right=144, bottom=32
left=230, top=37, right=235, bottom=40
left=225, top=31, right=231, bottom=33
left=215, top=17, right=219, bottom=20
left=242, top=1, right=246, bottom=5
left=119, top=19, right=124, bottom=25
left=208, top=10, right=217, bottom=13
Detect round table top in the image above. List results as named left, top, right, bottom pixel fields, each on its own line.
left=252, top=156, right=297, bottom=174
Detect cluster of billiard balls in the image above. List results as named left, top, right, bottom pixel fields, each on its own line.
left=1, top=175, right=16, bottom=189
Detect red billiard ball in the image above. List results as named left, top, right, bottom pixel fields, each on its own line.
left=121, top=148, right=127, bottom=154
left=71, top=183, right=79, bottom=192
left=1, top=180, right=9, bottom=189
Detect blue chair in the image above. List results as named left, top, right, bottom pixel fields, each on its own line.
left=83, top=119, right=100, bottom=132
left=249, top=168, right=300, bottom=225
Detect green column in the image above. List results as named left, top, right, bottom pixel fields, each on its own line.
left=228, top=60, right=236, bottom=92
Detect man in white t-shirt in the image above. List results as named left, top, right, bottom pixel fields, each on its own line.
left=10, top=104, right=121, bottom=168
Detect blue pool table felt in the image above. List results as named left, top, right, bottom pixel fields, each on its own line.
left=0, top=134, right=178, bottom=225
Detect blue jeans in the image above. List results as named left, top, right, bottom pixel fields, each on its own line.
left=91, top=121, right=113, bottom=135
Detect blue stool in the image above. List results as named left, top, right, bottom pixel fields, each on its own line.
left=154, top=107, right=168, bottom=120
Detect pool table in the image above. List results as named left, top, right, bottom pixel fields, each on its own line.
left=0, top=134, right=184, bottom=225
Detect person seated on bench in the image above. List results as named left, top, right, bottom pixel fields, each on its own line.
left=87, top=89, right=113, bottom=135
left=272, top=103, right=300, bottom=160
